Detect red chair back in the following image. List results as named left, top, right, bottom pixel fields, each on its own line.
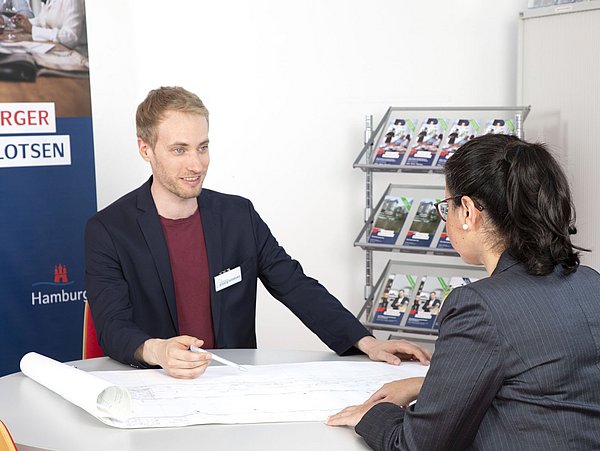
left=83, top=301, right=104, bottom=359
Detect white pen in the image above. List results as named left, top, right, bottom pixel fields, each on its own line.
left=189, top=345, right=248, bottom=372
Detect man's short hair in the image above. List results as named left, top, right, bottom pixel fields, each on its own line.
left=136, top=86, right=209, bottom=148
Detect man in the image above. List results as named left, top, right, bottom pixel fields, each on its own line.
left=85, top=86, right=430, bottom=379
left=422, top=291, right=439, bottom=312
left=390, top=289, right=409, bottom=310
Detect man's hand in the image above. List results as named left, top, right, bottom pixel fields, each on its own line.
left=355, top=336, right=431, bottom=366
left=139, top=335, right=211, bottom=379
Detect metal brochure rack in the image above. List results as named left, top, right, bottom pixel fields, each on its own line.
left=354, top=106, right=530, bottom=343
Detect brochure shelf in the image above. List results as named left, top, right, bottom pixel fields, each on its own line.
left=359, top=260, right=487, bottom=336
left=354, top=106, right=530, bottom=173
left=354, top=183, right=457, bottom=255
left=355, top=106, right=530, bottom=341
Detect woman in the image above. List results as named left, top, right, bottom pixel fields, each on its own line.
left=327, top=134, right=600, bottom=450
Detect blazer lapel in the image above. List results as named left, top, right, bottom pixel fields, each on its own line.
left=136, top=179, right=178, bottom=332
left=198, top=190, right=224, bottom=342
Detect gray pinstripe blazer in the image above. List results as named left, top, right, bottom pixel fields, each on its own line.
left=356, top=252, right=600, bottom=450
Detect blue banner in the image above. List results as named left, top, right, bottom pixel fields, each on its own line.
left=0, top=115, right=96, bottom=376
left=0, top=1, right=95, bottom=375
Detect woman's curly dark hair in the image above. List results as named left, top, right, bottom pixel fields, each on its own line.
left=444, top=133, right=587, bottom=276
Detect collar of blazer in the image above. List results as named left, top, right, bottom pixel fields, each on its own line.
left=492, top=251, right=520, bottom=276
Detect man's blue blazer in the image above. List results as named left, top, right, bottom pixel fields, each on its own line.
left=85, top=178, right=368, bottom=365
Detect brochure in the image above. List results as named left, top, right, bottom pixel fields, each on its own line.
left=483, top=118, right=515, bottom=135
left=368, top=195, right=413, bottom=245
left=405, top=276, right=476, bottom=330
left=373, top=118, right=418, bottom=165
left=403, top=198, right=442, bottom=247
left=404, top=276, right=442, bottom=329
left=371, top=273, right=418, bottom=326
left=436, top=118, right=479, bottom=167
left=405, top=117, right=448, bottom=166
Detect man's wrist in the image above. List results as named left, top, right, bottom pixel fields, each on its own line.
left=134, top=342, right=146, bottom=364
left=355, top=336, right=377, bottom=354
left=136, top=338, right=162, bottom=366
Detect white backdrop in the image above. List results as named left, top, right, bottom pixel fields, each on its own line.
left=85, top=0, right=528, bottom=352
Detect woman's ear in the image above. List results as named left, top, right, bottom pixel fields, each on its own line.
left=461, top=196, right=482, bottom=229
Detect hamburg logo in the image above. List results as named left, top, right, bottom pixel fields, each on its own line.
left=31, top=264, right=86, bottom=306
left=32, top=264, right=74, bottom=287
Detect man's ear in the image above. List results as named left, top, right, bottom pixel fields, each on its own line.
left=138, top=138, right=151, bottom=162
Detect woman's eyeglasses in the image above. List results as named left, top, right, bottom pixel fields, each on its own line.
left=434, top=195, right=484, bottom=222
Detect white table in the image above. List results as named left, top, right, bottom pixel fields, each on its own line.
left=0, top=350, right=372, bottom=451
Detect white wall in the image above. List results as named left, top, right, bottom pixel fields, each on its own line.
left=85, top=0, right=528, bottom=352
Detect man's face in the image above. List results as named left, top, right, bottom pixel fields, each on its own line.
left=139, top=110, right=210, bottom=201
left=430, top=292, right=436, bottom=300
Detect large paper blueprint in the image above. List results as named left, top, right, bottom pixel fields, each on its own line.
left=92, top=360, right=428, bottom=428
left=20, top=352, right=428, bottom=429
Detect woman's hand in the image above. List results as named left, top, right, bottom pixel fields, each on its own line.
left=326, top=377, right=424, bottom=427
left=326, top=402, right=375, bottom=427
left=365, top=377, right=424, bottom=406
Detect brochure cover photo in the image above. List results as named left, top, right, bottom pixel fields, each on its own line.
left=368, top=195, right=413, bottom=245
left=371, top=273, right=417, bottom=326
left=436, top=118, right=479, bottom=167
left=404, top=276, right=443, bottom=329
left=484, top=118, right=515, bottom=135
left=372, top=118, right=418, bottom=165
left=403, top=198, right=442, bottom=247
left=403, top=275, right=479, bottom=330
left=405, top=117, right=448, bottom=166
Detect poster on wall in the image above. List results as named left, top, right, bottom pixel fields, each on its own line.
left=0, top=0, right=96, bottom=376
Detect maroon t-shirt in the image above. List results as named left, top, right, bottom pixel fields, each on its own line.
left=159, top=210, right=214, bottom=349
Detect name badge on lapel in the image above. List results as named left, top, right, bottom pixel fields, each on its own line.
left=214, top=266, right=242, bottom=292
